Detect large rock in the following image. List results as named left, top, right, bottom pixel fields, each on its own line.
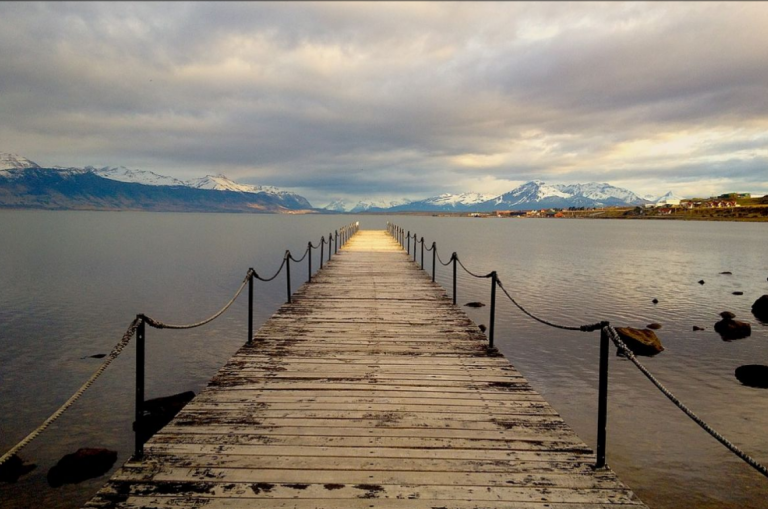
left=752, top=295, right=768, bottom=323
left=714, top=311, right=751, bottom=340
left=735, top=365, right=768, bottom=389
left=0, top=455, right=36, bottom=483
left=47, top=448, right=117, bottom=487
left=137, top=391, right=195, bottom=443
left=614, top=327, right=665, bottom=357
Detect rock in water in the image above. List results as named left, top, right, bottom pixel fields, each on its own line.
left=47, top=448, right=117, bottom=487
left=752, top=295, right=768, bottom=323
left=714, top=311, right=751, bottom=340
left=720, top=271, right=733, bottom=275
left=646, top=323, right=662, bottom=330
left=698, top=280, right=705, bottom=285
left=692, top=326, right=705, bottom=331
left=732, top=291, right=743, bottom=296
left=652, top=298, right=659, bottom=304
left=735, top=365, right=768, bottom=389
left=465, top=302, right=486, bottom=308
left=137, top=391, right=195, bottom=444
left=0, top=455, right=36, bottom=483
left=614, top=327, right=665, bottom=356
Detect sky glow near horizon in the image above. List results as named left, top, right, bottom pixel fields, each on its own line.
left=1, top=1, right=767, bottom=205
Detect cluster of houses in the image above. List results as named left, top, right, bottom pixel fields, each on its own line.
left=646, top=194, right=749, bottom=214
left=478, top=193, right=754, bottom=218
left=492, top=209, right=564, bottom=218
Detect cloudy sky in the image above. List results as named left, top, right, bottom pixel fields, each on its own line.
left=1, top=2, right=767, bottom=205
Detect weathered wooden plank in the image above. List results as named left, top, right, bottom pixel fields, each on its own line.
left=148, top=433, right=593, bottom=452
left=85, top=230, right=645, bottom=509
left=143, top=444, right=587, bottom=462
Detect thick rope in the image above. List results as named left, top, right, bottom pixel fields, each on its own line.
left=253, top=257, right=287, bottom=282
left=142, top=270, right=252, bottom=330
left=436, top=250, right=454, bottom=267
left=604, top=325, right=768, bottom=479
left=288, top=248, right=309, bottom=263
left=0, top=317, right=141, bottom=466
left=455, top=255, right=494, bottom=279
left=496, top=278, right=603, bottom=332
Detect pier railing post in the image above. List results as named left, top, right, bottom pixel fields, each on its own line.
left=452, top=253, right=457, bottom=305
left=328, top=233, right=332, bottom=262
left=247, top=271, right=254, bottom=344
left=431, top=242, right=436, bottom=282
left=307, top=242, right=312, bottom=282
left=320, top=238, right=324, bottom=269
left=334, top=230, right=338, bottom=254
left=420, top=237, right=424, bottom=268
left=489, top=272, right=497, bottom=349
left=596, top=324, right=610, bottom=469
left=413, top=234, right=417, bottom=262
left=285, top=251, right=292, bottom=304
left=133, top=316, right=146, bottom=458
left=407, top=232, right=410, bottom=255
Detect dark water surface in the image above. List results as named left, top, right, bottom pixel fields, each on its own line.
left=1, top=211, right=766, bottom=508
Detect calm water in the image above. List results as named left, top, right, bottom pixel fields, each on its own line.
left=1, top=211, right=767, bottom=508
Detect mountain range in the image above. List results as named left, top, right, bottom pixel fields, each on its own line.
left=0, top=153, right=312, bottom=212
left=323, top=181, right=657, bottom=212
left=3, top=152, right=676, bottom=213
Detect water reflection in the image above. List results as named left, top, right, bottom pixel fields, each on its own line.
left=1, top=212, right=767, bottom=508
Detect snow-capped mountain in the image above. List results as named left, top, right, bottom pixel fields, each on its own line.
left=0, top=153, right=40, bottom=170
left=0, top=153, right=313, bottom=212
left=389, top=192, right=497, bottom=212
left=322, top=199, right=354, bottom=212
left=187, top=174, right=279, bottom=195
left=646, top=191, right=684, bottom=204
left=350, top=199, right=412, bottom=213
left=91, top=166, right=186, bottom=187
left=556, top=182, right=645, bottom=205
left=475, top=181, right=647, bottom=211
left=184, top=174, right=311, bottom=208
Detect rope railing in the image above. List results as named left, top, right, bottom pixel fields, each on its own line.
left=0, top=317, right=141, bottom=467
left=141, top=270, right=253, bottom=330
left=385, top=222, right=768, bottom=480
left=604, top=324, right=768, bottom=479
left=0, top=222, right=360, bottom=467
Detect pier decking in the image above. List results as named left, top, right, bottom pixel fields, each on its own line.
left=86, top=230, right=646, bottom=508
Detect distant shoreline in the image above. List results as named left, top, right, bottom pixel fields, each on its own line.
left=1, top=206, right=767, bottom=222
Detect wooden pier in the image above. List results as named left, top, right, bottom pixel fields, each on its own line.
left=86, top=230, right=647, bottom=509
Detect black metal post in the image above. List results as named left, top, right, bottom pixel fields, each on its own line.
left=431, top=242, right=436, bottom=282
left=420, top=237, right=424, bottom=268
left=452, top=253, right=457, bottom=305
left=248, top=271, right=253, bottom=344
left=489, top=272, right=497, bottom=348
left=413, top=234, right=417, bottom=262
left=334, top=230, right=338, bottom=254
left=134, top=316, right=145, bottom=458
left=407, top=232, right=410, bottom=255
left=328, top=233, right=332, bottom=262
left=596, top=325, right=610, bottom=469
left=285, top=252, right=292, bottom=303
left=307, top=243, right=312, bottom=282
left=320, top=238, right=324, bottom=269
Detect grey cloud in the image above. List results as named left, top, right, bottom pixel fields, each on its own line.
left=1, top=2, right=766, bottom=200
